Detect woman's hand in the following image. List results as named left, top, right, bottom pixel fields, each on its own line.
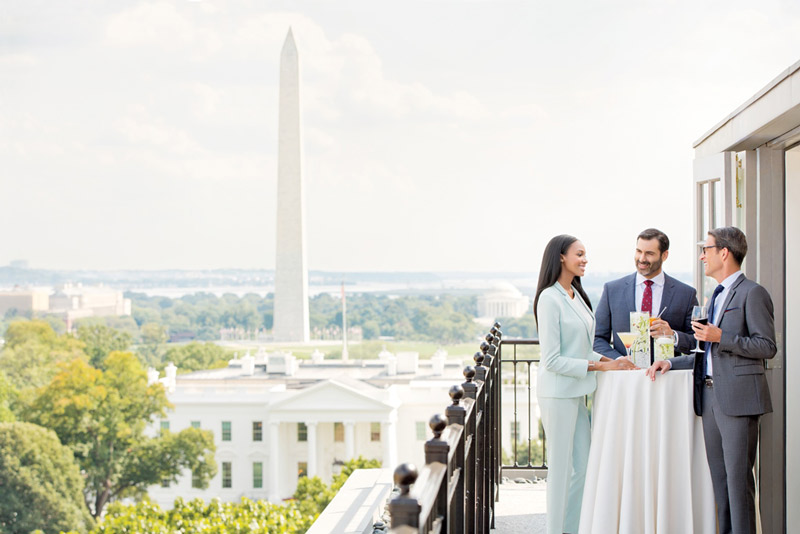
left=594, top=357, right=638, bottom=371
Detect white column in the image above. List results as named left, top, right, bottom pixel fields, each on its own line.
left=307, top=422, right=318, bottom=477
left=382, top=419, right=397, bottom=470
left=344, top=421, right=355, bottom=461
left=268, top=422, right=280, bottom=503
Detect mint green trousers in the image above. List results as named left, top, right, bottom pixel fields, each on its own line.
left=539, top=396, right=591, bottom=534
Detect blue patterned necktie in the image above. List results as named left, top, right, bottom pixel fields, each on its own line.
left=704, top=284, right=725, bottom=374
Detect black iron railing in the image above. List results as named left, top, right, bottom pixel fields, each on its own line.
left=389, top=324, right=503, bottom=533
left=387, top=329, right=549, bottom=533
left=497, top=339, right=547, bottom=472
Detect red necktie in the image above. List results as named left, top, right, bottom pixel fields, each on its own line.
left=642, top=280, right=654, bottom=314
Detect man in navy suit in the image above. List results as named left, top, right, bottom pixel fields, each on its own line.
left=594, top=228, right=698, bottom=362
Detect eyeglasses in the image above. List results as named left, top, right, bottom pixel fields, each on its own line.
left=701, top=245, right=719, bottom=254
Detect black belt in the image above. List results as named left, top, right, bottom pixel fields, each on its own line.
left=704, top=376, right=713, bottom=387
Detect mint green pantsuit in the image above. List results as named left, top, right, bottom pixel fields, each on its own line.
left=536, top=283, right=604, bottom=534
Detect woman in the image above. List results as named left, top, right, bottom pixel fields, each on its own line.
left=534, top=235, right=635, bottom=534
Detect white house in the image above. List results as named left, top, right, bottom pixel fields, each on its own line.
left=147, top=348, right=539, bottom=507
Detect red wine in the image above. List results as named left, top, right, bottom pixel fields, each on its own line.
left=697, top=317, right=708, bottom=325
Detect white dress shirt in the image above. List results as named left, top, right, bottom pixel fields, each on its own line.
left=635, top=271, right=665, bottom=315
left=706, top=270, right=743, bottom=377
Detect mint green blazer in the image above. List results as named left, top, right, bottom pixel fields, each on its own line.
left=536, top=283, right=603, bottom=398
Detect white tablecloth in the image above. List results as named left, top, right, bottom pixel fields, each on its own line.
left=578, top=370, right=716, bottom=534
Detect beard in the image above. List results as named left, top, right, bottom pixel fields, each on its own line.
left=636, top=257, right=663, bottom=277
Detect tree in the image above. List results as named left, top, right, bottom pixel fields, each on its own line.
left=162, top=342, right=229, bottom=373
left=25, top=351, right=217, bottom=518
left=0, top=320, right=87, bottom=394
left=138, top=322, right=168, bottom=366
left=0, top=371, right=15, bottom=423
left=76, top=323, right=133, bottom=368
left=0, top=422, right=94, bottom=534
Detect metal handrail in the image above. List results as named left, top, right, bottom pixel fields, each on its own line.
left=497, top=338, right=546, bottom=471
left=389, top=325, right=503, bottom=534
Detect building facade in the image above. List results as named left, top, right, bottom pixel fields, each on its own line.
left=147, top=349, right=538, bottom=507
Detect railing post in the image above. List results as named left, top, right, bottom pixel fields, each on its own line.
left=389, top=463, right=421, bottom=529
left=490, top=322, right=502, bottom=529
left=474, top=349, right=487, bottom=382
left=446, top=385, right=467, bottom=533
left=424, top=414, right=448, bottom=532
left=462, top=366, right=477, bottom=399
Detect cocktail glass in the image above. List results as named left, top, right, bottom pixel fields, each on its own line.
left=616, top=332, right=637, bottom=358
left=654, top=335, right=674, bottom=361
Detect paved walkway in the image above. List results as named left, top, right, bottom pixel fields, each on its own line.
left=494, top=481, right=547, bottom=533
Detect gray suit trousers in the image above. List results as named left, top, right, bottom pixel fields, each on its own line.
left=702, top=384, right=759, bottom=534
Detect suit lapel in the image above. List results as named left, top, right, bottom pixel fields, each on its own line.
left=661, top=274, right=676, bottom=317
left=556, top=283, right=594, bottom=343
left=624, top=273, right=636, bottom=312
left=716, top=274, right=746, bottom=325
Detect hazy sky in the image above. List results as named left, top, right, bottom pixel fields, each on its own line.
left=3, top=1, right=800, bottom=273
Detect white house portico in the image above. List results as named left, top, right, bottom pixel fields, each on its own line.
left=264, top=378, right=399, bottom=502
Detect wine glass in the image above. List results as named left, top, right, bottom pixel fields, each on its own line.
left=691, top=305, right=708, bottom=352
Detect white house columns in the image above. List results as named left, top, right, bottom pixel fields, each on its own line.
left=268, top=422, right=280, bottom=503
left=307, top=421, right=318, bottom=477
left=345, top=421, right=355, bottom=460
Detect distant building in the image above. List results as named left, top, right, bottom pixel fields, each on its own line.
left=48, top=283, right=132, bottom=330
left=146, top=348, right=536, bottom=507
left=0, top=288, right=50, bottom=315
left=477, top=282, right=531, bottom=320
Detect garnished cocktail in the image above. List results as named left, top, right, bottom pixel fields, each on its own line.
left=654, top=336, right=674, bottom=361
left=616, top=332, right=637, bottom=358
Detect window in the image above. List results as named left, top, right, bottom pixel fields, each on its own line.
left=253, top=462, right=263, bottom=488
left=160, top=477, right=170, bottom=488
left=192, top=468, right=202, bottom=488
left=190, top=421, right=201, bottom=429
left=297, top=461, right=307, bottom=479
left=334, top=422, right=344, bottom=442
left=252, top=421, right=263, bottom=442
left=298, top=422, right=308, bottom=442
left=222, top=462, right=232, bottom=488
left=511, top=421, right=520, bottom=442
left=370, top=422, right=381, bottom=442
left=416, top=421, right=426, bottom=441
left=222, top=421, right=231, bottom=441
left=160, top=421, right=170, bottom=434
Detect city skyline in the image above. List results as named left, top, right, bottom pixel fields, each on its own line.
left=3, top=1, right=800, bottom=273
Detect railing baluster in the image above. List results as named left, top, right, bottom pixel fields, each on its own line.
left=389, top=328, right=511, bottom=534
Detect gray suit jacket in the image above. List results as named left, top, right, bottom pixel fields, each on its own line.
left=594, top=273, right=699, bottom=359
left=669, top=275, right=777, bottom=416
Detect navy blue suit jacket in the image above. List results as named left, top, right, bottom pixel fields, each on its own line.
left=593, top=273, right=698, bottom=360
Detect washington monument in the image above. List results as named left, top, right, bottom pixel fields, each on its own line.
left=273, top=28, right=310, bottom=342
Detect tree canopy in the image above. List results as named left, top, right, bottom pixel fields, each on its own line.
left=25, top=351, right=217, bottom=518
left=0, top=422, right=94, bottom=534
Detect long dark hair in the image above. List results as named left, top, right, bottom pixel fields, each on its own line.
left=533, top=234, right=592, bottom=326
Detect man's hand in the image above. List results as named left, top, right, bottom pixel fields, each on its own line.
left=692, top=320, right=722, bottom=343
left=650, top=318, right=673, bottom=338
left=646, top=360, right=671, bottom=381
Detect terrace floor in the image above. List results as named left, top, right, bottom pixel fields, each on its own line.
left=494, top=481, right=547, bottom=533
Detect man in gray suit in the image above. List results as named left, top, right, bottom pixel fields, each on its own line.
left=647, top=226, right=777, bottom=534
left=594, top=228, right=698, bottom=362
